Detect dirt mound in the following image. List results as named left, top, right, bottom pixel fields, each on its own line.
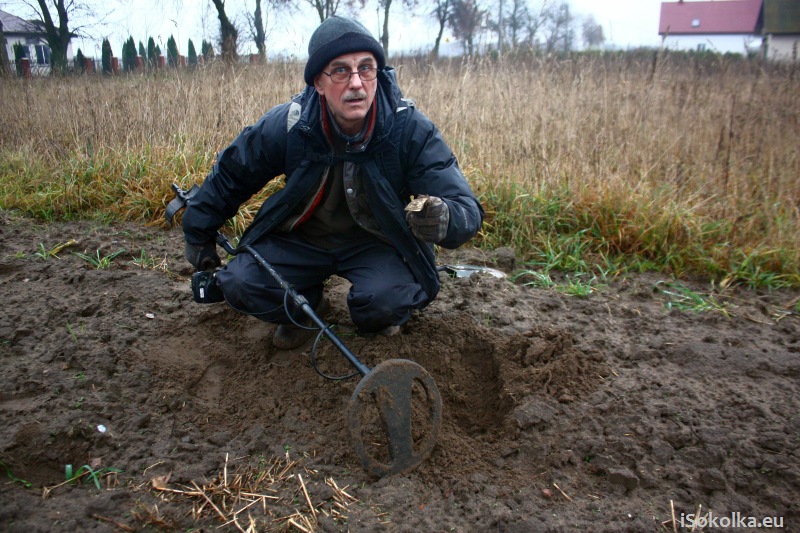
left=1, top=212, right=798, bottom=531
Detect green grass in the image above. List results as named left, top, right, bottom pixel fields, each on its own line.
left=64, top=464, right=120, bottom=490
left=0, top=460, right=32, bottom=488
left=73, top=248, right=127, bottom=269
left=33, top=240, right=77, bottom=260
left=654, top=281, right=732, bottom=317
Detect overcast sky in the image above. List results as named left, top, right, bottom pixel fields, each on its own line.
left=4, top=0, right=752, bottom=58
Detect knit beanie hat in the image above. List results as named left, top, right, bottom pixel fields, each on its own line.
left=304, top=16, right=386, bottom=86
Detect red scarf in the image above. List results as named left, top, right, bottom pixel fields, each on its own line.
left=295, top=95, right=377, bottom=226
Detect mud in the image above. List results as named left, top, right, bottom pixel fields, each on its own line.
left=1, top=211, right=798, bottom=531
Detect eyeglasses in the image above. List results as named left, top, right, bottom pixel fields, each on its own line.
left=321, top=65, right=378, bottom=84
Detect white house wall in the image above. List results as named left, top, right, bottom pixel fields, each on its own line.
left=660, top=34, right=760, bottom=54
left=3, top=36, right=75, bottom=74
left=764, top=34, right=800, bottom=61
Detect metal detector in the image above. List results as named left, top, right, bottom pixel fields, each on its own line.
left=166, top=184, right=442, bottom=477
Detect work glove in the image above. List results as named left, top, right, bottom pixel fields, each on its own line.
left=405, top=195, right=450, bottom=243
left=185, top=241, right=221, bottom=271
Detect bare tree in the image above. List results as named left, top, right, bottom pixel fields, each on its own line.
left=449, top=0, right=484, bottom=57
left=6, top=0, right=111, bottom=74
left=430, top=0, right=451, bottom=58
left=304, top=0, right=341, bottom=23
left=249, top=0, right=266, bottom=62
left=488, top=0, right=548, bottom=53
left=543, top=0, right=573, bottom=52
left=581, top=14, right=603, bottom=49
left=374, top=0, right=415, bottom=57
left=8, top=0, right=93, bottom=74
left=522, top=0, right=550, bottom=50
left=505, top=0, right=530, bottom=50
left=211, top=0, right=238, bottom=63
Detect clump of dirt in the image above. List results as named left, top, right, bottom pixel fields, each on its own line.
left=1, top=211, right=798, bottom=532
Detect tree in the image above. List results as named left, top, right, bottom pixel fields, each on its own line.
left=374, top=0, right=415, bottom=58
left=430, top=0, right=451, bottom=59
left=13, top=42, right=26, bottom=76
left=202, top=39, right=216, bottom=62
left=522, top=0, right=549, bottom=51
left=543, top=1, right=574, bottom=52
left=305, top=0, right=341, bottom=23
left=101, top=37, right=112, bottom=74
left=487, top=0, right=548, bottom=53
left=167, top=34, right=178, bottom=67
left=30, top=0, right=76, bottom=74
left=147, top=36, right=157, bottom=69
left=502, top=0, right=534, bottom=51
left=210, top=0, right=238, bottom=64
left=250, top=0, right=267, bottom=64
left=123, top=36, right=136, bottom=72
left=9, top=0, right=106, bottom=75
left=74, top=47, right=86, bottom=73
left=449, top=0, right=484, bottom=57
left=582, top=15, right=604, bottom=49
left=187, top=38, right=198, bottom=67
left=138, top=41, right=146, bottom=61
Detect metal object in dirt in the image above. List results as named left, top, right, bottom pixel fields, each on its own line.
left=438, top=264, right=507, bottom=279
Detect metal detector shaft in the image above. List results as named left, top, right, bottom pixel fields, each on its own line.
left=214, top=232, right=371, bottom=377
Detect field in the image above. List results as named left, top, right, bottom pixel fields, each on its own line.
left=1, top=54, right=799, bottom=531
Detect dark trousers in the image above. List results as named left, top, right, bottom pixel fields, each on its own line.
left=214, top=232, right=429, bottom=333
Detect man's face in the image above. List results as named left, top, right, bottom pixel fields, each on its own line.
left=314, top=52, right=378, bottom=136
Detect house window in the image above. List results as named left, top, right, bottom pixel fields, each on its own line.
left=691, top=19, right=700, bottom=27
left=34, top=44, right=50, bottom=65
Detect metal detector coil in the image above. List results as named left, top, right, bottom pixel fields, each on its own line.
left=347, top=359, right=442, bottom=477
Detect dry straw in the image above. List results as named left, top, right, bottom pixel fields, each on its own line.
left=1, top=53, right=798, bottom=284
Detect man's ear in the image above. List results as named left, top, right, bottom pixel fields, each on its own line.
left=314, top=74, right=325, bottom=96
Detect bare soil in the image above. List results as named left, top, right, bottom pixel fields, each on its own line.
left=1, top=211, right=798, bottom=532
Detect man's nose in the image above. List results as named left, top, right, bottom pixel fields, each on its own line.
left=347, top=71, right=364, bottom=88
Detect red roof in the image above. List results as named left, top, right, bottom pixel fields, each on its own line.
left=659, top=0, right=763, bottom=35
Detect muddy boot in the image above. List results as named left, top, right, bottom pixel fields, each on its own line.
left=273, top=297, right=330, bottom=350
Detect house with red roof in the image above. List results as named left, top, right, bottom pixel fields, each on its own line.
left=659, top=0, right=799, bottom=60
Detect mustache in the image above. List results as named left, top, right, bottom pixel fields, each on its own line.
left=343, top=91, right=367, bottom=101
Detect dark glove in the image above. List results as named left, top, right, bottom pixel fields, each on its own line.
left=185, top=241, right=221, bottom=271
left=405, top=195, right=450, bottom=243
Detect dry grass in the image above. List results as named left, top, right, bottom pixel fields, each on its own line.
left=133, top=452, right=364, bottom=532
left=1, top=52, right=798, bottom=285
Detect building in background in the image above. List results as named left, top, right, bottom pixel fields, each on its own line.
left=658, top=0, right=763, bottom=55
left=762, top=0, right=800, bottom=61
left=658, top=0, right=799, bottom=60
left=1, top=9, right=74, bottom=75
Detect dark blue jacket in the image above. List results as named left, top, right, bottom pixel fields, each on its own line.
left=183, top=67, right=484, bottom=300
